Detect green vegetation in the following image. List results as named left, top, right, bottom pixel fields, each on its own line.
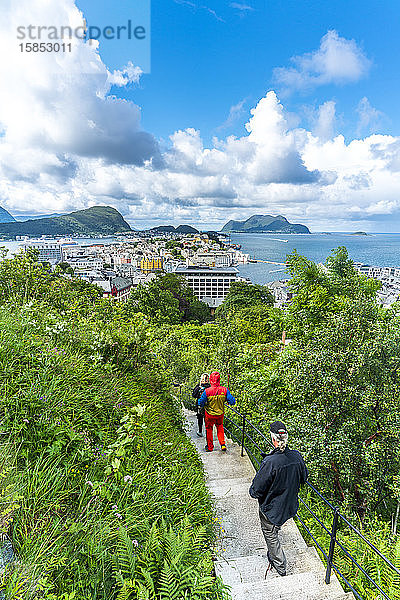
left=221, top=214, right=310, bottom=234
left=127, top=273, right=210, bottom=324
left=2, top=244, right=400, bottom=599
left=0, top=206, right=131, bottom=238
left=215, top=281, right=274, bottom=321
left=0, top=251, right=228, bottom=599
left=149, top=247, right=400, bottom=600
left=164, top=241, right=185, bottom=260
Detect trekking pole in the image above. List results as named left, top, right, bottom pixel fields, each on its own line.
left=241, top=412, right=246, bottom=457
left=325, top=508, right=339, bottom=584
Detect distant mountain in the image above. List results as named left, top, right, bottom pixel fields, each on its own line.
left=0, top=206, right=131, bottom=238
left=0, top=207, right=16, bottom=223
left=222, top=214, right=310, bottom=234
left=176, top=225, right=199, bottom=234
left=148, top=224, right=199, bottom=234
left=15, top=213, right=64, bottom=221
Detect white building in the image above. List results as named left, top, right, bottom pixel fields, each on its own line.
left=192, top=252, right=232, bottom=268
left=174, top=265, right=239, bottom=308
left=354, top=263, right=400, bottom=279
left=117, top=264, right=139, bottom=278
left=22, top=241, right=63, bottom=264
left=67, top=257, right=103, bottom=273
left=267, top=280, right=292, bottom=307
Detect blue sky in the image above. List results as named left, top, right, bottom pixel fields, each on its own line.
left=78, top=0, right=399, bottom=142
left=3, top=0, right=400, bottom=231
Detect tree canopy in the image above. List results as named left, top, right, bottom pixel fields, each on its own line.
left=126, top=273, right=210, bottom=324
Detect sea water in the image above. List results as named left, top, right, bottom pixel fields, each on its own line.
left=232, top=233, right=400, bottom=284
left=2, top=233, right=400, bottom=286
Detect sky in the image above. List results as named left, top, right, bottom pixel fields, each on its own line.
left=2, top=0, right=400, bottom=231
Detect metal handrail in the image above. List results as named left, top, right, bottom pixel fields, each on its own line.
left=222, top=402, right=400, bottom=600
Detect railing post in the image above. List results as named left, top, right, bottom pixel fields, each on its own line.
left=325, top=509, right=339, bottom=584
left=240, top=413, right=246, bottom=457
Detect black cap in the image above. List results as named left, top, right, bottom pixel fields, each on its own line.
left=270, top=421, right=287, bottom=435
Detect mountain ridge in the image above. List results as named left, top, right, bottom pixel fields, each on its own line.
left=222, top=214, right=310, bottom=234
left=147, top=225, right=199, bottom=234
left=0, top=206, right=131, bottom=238
left=0, top=207, right=16, bottom=223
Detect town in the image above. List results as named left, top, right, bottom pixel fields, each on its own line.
left=22, top=233, right=251, bottom=308
left=20, top=236, right=400, bottom=310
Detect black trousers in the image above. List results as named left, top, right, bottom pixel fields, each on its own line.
left=196, top=412, right=204, bottom=433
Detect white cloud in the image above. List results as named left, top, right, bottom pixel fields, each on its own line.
left=201, top=6, right=225, bottom=22
left=3, top=3, right=400, bottom=231
left=230, top=3, right=255, bottom=12
left=173, top=1, right=225, bottom=21
left=313, top=101, right=337, bottom=141
left=274, top=30, right=371, bottom=94
left=356, top=97, right=384, bottom=136
left=217, top=99, right=247, bottom=130
left=0, top=0, right=159, bottom=169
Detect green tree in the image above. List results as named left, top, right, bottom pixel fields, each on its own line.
left=125, top=273, right=210, bottom=324
left=55, top=261, right=71, bottom=273
left=285, top=248, right=381, bottom=337
left=127, top=281, right=181, bottom=324
left=216, top=281, right=274, bottom=320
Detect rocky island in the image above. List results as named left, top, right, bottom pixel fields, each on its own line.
left=221, top=214, right=310, bottom=234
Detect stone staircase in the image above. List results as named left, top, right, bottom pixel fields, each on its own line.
left=184, top=410, right=354, bottom=600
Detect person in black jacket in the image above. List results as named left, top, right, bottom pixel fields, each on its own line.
left=192, top=373, right=210, bottom=437
left=249, top=421, right=308, bottom=577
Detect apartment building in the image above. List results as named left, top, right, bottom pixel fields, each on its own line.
left=174, top=265, right=238, bottom=308
left=67, top=256, right=104, bottom=273
left=140, top=257, right=164, bottom=272
left=23, top=241, right=63, bottom=263
left=192, top=251, right=232, bottom=268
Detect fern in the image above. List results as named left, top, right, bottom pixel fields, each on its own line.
left=115, top=527, right=137, bottom=579
left=158, top=564, right=181, bottom=600
left=115, top=579, right=135, bottom=600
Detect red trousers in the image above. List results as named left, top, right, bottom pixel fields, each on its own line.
left=205, top=412, right=225, bottom=451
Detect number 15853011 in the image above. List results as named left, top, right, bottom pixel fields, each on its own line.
left=19, top=42, right=72, bottom=53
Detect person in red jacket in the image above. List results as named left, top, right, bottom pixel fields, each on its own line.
left=198, top=371, right=236, bottom=452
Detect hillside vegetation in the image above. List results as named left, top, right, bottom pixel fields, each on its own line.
left=144, top=248, right=400, bottom=600
left=1, top=245, right=400, bottom=599
left=0, top=250, right=228, bottom=599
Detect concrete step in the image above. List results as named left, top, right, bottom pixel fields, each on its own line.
left=185, top=411, right=256, bottom=481
left=213, top=491, right=308, bottom=561
left=228, top=569, right=350, bottom=600
left=183, top=408, right=354, bottom=599
left=215, top=546, right=324, bottom=586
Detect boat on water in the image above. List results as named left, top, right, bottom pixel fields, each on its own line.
left=269, top=238, right=288, bottom=242
left=57, top=238, right=79, bottom=246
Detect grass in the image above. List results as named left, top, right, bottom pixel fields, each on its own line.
left=0, top=305, right=229, bottom=599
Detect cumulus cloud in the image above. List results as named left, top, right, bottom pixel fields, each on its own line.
left=3, top=3, right=400, bottom=231
left=0, top=0, right=159, bottom=171
left=312, top=101, right=337, bottom=141
left=274, top=30, right=371, bottom=94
